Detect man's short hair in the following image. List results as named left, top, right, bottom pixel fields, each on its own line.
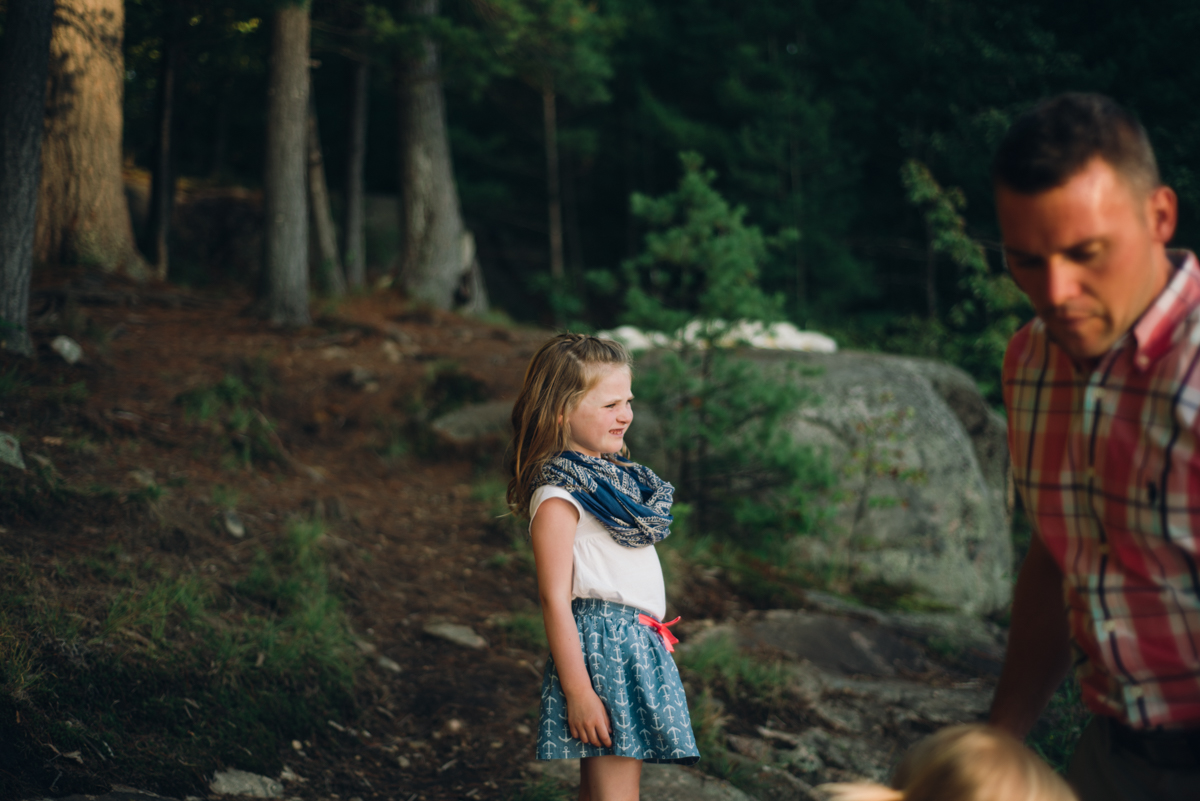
left=992, top=93, right=1160, bottom=195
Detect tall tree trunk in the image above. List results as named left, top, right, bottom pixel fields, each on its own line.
left=35, top=0, right=146, bottom=276
left=0, top=0, right=55, bottom=356
left=210, top=85, right=231, bottom=180
left=307, top=94, right=346, bottom=296
left=542, top=75, right=564, bottom=282
left=396, top=0, right=486, bottom=312
left=924, top=219, right=938, bottom=320
left=262, top=3, right=312, bottom=326
left=562, top=150, right=584, bottom=295
left=789, top=135, right=806, bottom=310
left=342, top=52, right=369, bottom=290
left=141, top=25, right=178, bottom=281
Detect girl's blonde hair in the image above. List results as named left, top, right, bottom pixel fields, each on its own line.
left=818, top=725, right=1077, bottom=801
left=506, top=333, right=633, bottom=518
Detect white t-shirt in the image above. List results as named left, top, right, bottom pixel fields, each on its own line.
left=529, top=484, right=666, bottom=620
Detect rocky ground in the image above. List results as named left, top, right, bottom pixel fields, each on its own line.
left=3, top=274, right=1015, bottom=801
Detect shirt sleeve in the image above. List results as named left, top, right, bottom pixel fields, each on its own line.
left=529, top=485, right=583, bottom=530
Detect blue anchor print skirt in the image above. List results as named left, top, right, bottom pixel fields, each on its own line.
left=536, top=598, right=700, bottom=765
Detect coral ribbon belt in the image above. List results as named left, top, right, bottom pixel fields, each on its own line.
left=638, top=614, right=681, bottom=653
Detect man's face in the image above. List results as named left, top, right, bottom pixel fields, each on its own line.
left=997, top=157, right=1177, bottom=363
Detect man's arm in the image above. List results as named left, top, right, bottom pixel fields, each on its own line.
left=989, top=531, right=1073, bottom=740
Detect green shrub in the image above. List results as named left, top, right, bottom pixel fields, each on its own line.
left=175, top=375, right=281, bottom=468
left=622, top=153, right=833, bottom=547
left=1028, top=677, right=1091, bottom=774
left=678, top=632, right=789, bottom=703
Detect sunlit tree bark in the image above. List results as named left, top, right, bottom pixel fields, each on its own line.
left=35, top=0, right=146, bottom=276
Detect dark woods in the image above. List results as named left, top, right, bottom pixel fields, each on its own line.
left=5, top=0, right=1200, bottom=381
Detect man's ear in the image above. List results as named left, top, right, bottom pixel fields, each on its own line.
left=1148, top=185, right=1179, bottom=245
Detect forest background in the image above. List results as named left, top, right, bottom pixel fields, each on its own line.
left=3, top=0, right=1200, bottom=393
left=121, top=0, right=1200, bottom=397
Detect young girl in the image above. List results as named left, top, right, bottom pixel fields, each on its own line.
left=507, top=333, right=700, bottom=800
left=818, top=724, right=1077, bottom=801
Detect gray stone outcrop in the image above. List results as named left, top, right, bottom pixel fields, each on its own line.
left=741, top=350, right=1011, bottom=615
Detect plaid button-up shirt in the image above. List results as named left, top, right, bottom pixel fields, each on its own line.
left=1004, top=249, right=1200, bottom=730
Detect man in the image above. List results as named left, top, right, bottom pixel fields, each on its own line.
left=990, top=92, right=1200, bottom=799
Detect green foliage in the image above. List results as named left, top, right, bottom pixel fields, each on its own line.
left=623, top=152, right=789, bottom=335
left=0, top=513, right=359, bottom=795
left=176, top=375, right=281, bottom=468
left=506, top=778, right=571, bottom=801
left=492, top=612, right=548, bottom=652
left=678, top=632, right=790, bottom=703
left=0, top=366, right=30, bottom=399
left=893, top=160, right=1032, bottom=400
left=1028, top=676, right=1092, bottom=774
left=623, top=155, right=832, bottom=545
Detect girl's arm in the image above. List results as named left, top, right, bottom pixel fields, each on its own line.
left=531, top=498, right=612, bottom=748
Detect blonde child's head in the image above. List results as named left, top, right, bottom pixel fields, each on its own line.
left=818, top=724, right=1077, bottom=801
left=506, top=333, right=633, bottom=518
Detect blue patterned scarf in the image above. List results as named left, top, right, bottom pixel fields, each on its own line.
left=539, top=450, right=674, bottom=547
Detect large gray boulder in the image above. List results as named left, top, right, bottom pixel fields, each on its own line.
left=753, top=350, right=1011, bottom=615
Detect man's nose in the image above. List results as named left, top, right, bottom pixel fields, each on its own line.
left=1044, top=256, right=1083, bottom=307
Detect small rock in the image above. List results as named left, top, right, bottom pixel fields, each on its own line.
left=345, top=366, right=375, bottom=388
left=128, top=468, right=156, bottom=488
left=515, top=724, right=531, bottom=735
left=381, top=340, right=404, bottom=364
left=291, top=740, right=302, bottom=751
left=222, top=509, right=245, bottom=538
left=278, top=765, right=305, bottom=784
left=0, top=432, right=26, bottom=470
left=377, top=656, right=402, bottom=673
left=210, top=768, right=283, bottom=798
left=51, top=335, right=83, bottom=364
left=398, top=756, right=411, bottom=769
left=354, top=638, right=377, bottom=655
left=445, top=718, right=464, bottom=734
left=30, top=453, right=53, bottom=471
left=423, top=621, right=488, bottom=650
left=727, top=734, right=773, bottom=761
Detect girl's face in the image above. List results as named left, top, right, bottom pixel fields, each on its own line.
left=565, top=365, right=633, bottom=457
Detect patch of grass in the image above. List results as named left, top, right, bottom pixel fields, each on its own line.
left=678, top=632, right=790, bottom=703
left=849, top=577, right=954, bottom=613
left=1028, top=677, right=1091, bottom=774
left=178, top=374, right=252, bottom=422
left=176, top=376, right=282, bottom=469
left=0, top=366, right=31, bottom=399
left=370, top=418, right=411, bottom=463
left=0, top=515, right=361, bottom=797
left=211, top=484, right=240, bottom=509
left=506, top=778, right=571, bottom=801
left=99, top=575, right=210, bottom=642
left=422, top=361, right=489, bottom=419
left=493, top=612, right=548, bottom=652
left=686, top=690, right=760, bottom=788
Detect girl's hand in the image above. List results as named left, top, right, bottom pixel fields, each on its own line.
left=565, top=687, right=613, bottom=748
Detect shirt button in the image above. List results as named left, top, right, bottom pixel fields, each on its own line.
left=1103, top=620, right=1119, bottom=633
left=1137, top=355, right=1150, bottom=368
left=1129, top=686, right=1144, bottom=699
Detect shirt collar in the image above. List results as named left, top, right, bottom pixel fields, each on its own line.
left=1129, top=249, right=1200, bottom=370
